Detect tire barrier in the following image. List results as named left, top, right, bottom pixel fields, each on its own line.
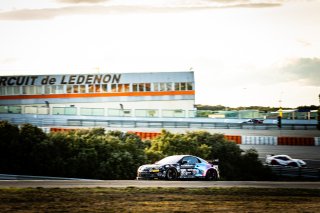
left=128, top=131, right=161, bottom=140
left=224, top=135, right=242, bottom=144
left=277, top=137, right=315, bottom=146
left=242, top=136, right=277, bottom=145
left=50, top=127, right=79, bottom=132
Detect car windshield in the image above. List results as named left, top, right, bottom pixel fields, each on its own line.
left=156, top=155, right=184, bottom=164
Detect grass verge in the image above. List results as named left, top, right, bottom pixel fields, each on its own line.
left=0, top=187, right=320, bottom=212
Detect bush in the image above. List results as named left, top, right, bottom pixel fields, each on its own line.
left=0, top=121, right=272, bottom=180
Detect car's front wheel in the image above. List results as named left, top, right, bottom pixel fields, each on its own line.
left=166, top=168, right=178, bottom=180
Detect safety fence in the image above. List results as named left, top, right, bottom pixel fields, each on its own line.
left=46, top=128, right=320, bottom=146
left=269, top=165, right=320, bottom=180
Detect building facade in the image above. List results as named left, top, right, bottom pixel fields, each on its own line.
left=0, top=71, right=195, bottom=118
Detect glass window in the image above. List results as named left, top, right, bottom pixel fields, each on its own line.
left=95, top=84, right=101, bottom=93
left=73, top=85, right=79, bottom=93
left=88, top=85, right=94, bottom=93
left=8, top=106, right=21, bottom=114
left=139, top=83, right=144, bottom=92
left=13, top=86, right=20, bottom=95
left=92, top=108, right=104, bottom=116
left=0, top=106, right=7, bottom=113
left=80, top=85, right=86, bottom=93
left=153, top=83, right=159, bottom=91
left=0, top=87, right=5, bottom=95
left=111, top=84, right=117, bottom=92
left=166, top=83, right=172, bottom=91
left=66, top=85, right=72, bottom=93
left=182, top=156, right=199, bottom=165
left=133, top=83, right=138, bottom=92
left=65, top=107, right=77, bottom=115
left=7, top=87, right=14, bottom=95
left=135, top=109, right=159, bottom=117
left=124, top=84, right=130, bottom=92
left=101, top=84, right=107, bottom=93
left=23, top=86, right=36, bottom=95
left=118, top=84, right=124, bottom=92
left=52, top=107, right=64, bottom=115
left=56, top=85, right=64, bottom=94
left=175, top=83, right=180, bottom=91
left=36, top=86, right=42, bottom=94
left=45, top=86, right=50, bottom=94
left=145, top=83, right=151, bottom=92
left=181, top=82, right=186, bottom=91
left=187, top=82, right=193, bottom=90
left=160, top=83, right=166, bottom=91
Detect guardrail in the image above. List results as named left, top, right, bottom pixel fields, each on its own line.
left=269, top=166, right=320, bottom=180
left=0, top=174, right=98, bottom=180
left=1, top=116, right=317, bottom=130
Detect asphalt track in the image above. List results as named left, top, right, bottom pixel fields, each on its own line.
left=0, top=180, right=320, bottom=189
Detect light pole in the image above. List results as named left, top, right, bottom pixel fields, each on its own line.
left=317, top=94, right=320, bottom=130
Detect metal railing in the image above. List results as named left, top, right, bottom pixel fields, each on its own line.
left=1, top=115, right=317, bottom=130
left=269, top=165, right=320, bottom=180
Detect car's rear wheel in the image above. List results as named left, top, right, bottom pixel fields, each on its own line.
left=205, top=169, right=217, bottom=181
left=166, top=168, right=178, bottom=180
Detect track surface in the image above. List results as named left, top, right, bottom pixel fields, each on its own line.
left=0, top=180, right=320, bottom=189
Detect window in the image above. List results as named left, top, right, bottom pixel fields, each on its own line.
left=56, top=85, right=64, bottom=94
left=181, top=82, right=186, bottom=91
left=95, top=84, right=101, bottom=93
left=13, top=86, right=20, bottom=95
left=111, top=84, right=117, bottom=92
left=88, top=85, right=94, bottom=93
left=0, top=87, right=5, bottom=95
left=7, top=87, right=14, bottom=95
left=66, top=85, right=72, bottom=93
left=23, top=86, right=36, bottom=95
left=182, top=156, right=200, bottom=165
left=118, top=84, right=124, bottom=92
left=123, top=84, right=130, bottom=92
left=101, top=84, right=107, bottom=93
left=187, top=82, right=193, bottom=90
left=160, top=83, right=166, bottom=91
left=175, top=83, right=180, bottom=91
left=73, top=85, right=79, bottom=93
left=145, top=83, right=151, bottom=91
left=153, top=83, right=159, bottom=91
left=133, top=83, right=138, bottom=92
left=166, top=83, right=172, bottom=91
left=45, top=86, right=51, bottom=94
left=35, top=86, right=42, bottom=94
left=80, top=85, right=86, bottom=93
left=139, top=83, right=144, bottom=92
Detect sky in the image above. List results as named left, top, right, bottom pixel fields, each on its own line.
left=0, top=0, right=319, bottom=108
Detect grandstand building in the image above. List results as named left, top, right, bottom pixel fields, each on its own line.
left=0, top=71, right=195, bottom=118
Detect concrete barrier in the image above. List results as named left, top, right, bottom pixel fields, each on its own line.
left=242, top=136, right=277, bottom=145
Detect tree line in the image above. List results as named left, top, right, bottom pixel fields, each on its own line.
left=0, top=121, right=273, bottom=180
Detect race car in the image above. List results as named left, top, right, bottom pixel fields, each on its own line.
left=137, top=155, right=219, bottom=181
left=242, top=119, right=264, bottom=124
left=265, top=154, right=307, bottom=167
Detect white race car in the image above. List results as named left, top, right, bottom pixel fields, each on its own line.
left=266, top=154, right=307, bottom=167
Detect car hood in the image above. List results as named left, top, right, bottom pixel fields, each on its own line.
left=138, top=164, right=162, bottom=172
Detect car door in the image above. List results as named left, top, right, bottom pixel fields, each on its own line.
left=180, top=156, right=199, bottom=178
